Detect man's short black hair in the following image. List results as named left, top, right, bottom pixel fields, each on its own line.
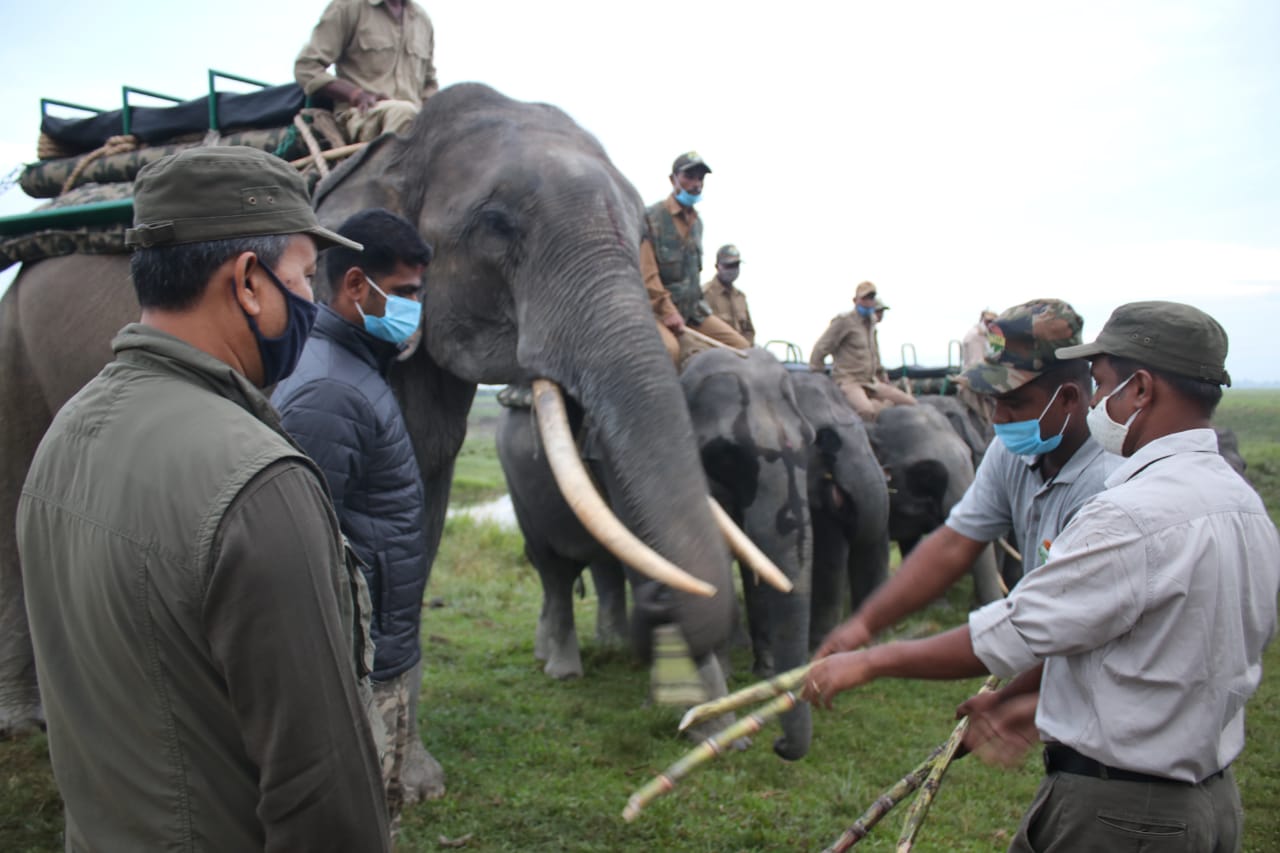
left=322, top=209, right=432, bottom=302
left=1108, top=355, right=1224, bottom=416
left=130, top=235, right=291, bottom=311
left=1033, top=358, right=1093, bottom=397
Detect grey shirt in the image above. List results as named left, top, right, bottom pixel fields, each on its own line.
left=970, top=429, right=1280, bottom=782
left=946, top=435, right=1117, bottom=578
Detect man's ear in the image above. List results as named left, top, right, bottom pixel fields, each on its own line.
left=1132, top=369, right=1157, bottom=408
left=341, top=266, right=369, bottom=303
left=231, top=252, right=264, bottom=318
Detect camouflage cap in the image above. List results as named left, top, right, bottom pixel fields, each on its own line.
left=1057, top=300, right=1230, bottom=386
left=716, top=244, right=742, bottom=264
left=124, top=146, right=361, bottom=251
left=855, top=281, right=877, bottom=299
left=672, top=151, right=712, bottom=175
left=960, top=298, right=1085, bottom=395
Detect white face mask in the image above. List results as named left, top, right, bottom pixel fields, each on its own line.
left=1085, top=373, right=1140, bottom=455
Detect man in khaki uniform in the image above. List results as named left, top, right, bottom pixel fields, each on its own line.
left=960, top=309, right=1000, bottom=428
left=702, top=244, right=756, bottom=345
left=810, top=280, right=917, bottom=421
left=640, top=152, right=750, bottom=366
left=295, top=0, right=438, bottom=142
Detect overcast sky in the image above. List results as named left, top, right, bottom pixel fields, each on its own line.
left=2, top=0, right=1277, bottom=381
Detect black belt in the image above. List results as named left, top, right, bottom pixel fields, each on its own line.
left=1043, top=744, right=1225, bottom=786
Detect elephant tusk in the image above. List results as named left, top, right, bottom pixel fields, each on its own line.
left=706, top=499, right=794, bottom=593
left=531, top=379, right=717, bottom=598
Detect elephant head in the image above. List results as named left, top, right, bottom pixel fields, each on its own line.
left=680, top=349, right=813, bottom=760
left=312, top=83, right=736, bottom=657
left=788, top=372, right=891, bottom=650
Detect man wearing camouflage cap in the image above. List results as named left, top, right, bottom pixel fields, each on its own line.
left=809, top=281, right=916, bottom=420
left=807, top=301, right=1279, bottom=852
left=17, top=147, right=390, bottom=851
left=641, top=152, right=750, bottom=366
left=701, top=244, right=756, bottom=345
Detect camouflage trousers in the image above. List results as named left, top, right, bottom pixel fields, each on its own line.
left=373, top=669, right=415, bottom=836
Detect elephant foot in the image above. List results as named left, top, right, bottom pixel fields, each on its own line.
left=751, top=650, right=777, bottom=680
left=0, top=696, right=44, bottom=738
left=400, top=739, right=446, bottom=805
left=543, top=647, right=584, bottom=680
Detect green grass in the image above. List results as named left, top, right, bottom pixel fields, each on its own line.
left=448, top=433, right=506, bottom=505
left=3, top=390, right=1279, bottom=852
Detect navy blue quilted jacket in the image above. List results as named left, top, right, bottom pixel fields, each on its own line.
left=272, top=306, right=428, bottom=681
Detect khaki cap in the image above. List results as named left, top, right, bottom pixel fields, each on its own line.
left=855, top=281, right=877, bottom=299
left=125, top=146, right=361, bottom=251
left=1056, top=300, right=1230, bottom=386
left=716, top=244, right=742, bottom=264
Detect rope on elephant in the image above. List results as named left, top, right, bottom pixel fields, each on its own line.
left=60, top=135, right=138, bottom=196
left=290, top=141, right=367, bottom=172
left=291, top=114, right=330, bottom=178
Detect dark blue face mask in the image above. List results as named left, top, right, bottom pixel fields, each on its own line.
left=240, top=262, right=318, bottom=387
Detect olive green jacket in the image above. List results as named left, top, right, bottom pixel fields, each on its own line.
left=18, top=324, right=388, bottom=852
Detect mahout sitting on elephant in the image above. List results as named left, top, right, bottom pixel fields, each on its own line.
left=0, top=85, right=745, bottom=789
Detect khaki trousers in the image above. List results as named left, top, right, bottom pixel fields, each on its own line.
left=341, top=99, right=421, bottom=142
left=655, top=314, right=750, bottom=369
left=835, top=377, right=917, bottom=422
left=1009, top=766, right=1241, bottom=853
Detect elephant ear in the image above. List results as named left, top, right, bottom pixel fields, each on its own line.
left=903, top=458, right=950, bottom=526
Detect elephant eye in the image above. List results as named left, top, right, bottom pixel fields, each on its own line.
left=476, top=208, right=518, bottom=241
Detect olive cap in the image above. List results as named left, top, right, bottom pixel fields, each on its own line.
left=125, top=146, right=361, bottom=251
left=672, top=151, right=712, bottom=175
left=960, top=298, right=1085, bottom=395
left=716, top=244, right=741, bottom=264
left=1056, top=300, right=1230, bottom=386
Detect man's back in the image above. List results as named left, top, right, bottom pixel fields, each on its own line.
left=19, top=327, right=388, bottom=851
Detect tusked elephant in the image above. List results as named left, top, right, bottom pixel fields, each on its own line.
left=0, top=84, right=744, bottom=776
left=867, top=404, right=1005, bottom=604
left=788, top=371, right=892, bottom=650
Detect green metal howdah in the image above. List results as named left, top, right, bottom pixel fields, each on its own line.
left=0, top=200, right=133, bottom=238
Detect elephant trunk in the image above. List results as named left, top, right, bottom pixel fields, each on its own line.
left=515, top=231, right=735, bottom=659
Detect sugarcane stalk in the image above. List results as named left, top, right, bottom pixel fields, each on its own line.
left=677, top=664, right=811, bottom=732
left=894, top=675, right=1001, bottom=852
left=623, top=691, right=800, bottom=822
left=822, top=742, right=949, bottom=853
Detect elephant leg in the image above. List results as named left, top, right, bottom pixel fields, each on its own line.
left=399, top=658, right=446, bottom=804
left=531, top=552, right=584, bottom=680
left=588, top=558, right=628, bottom=648
left=0, top=287, right=49, bottom=737
left=739, top=561, right=775, bottom=678
left=681, top=653, right=749, bottom=752
left=846, top=531, right=889, bottom=614
left=808, top=512, right=848, bottom=652
left=970, top=543, right=1004, bottom=605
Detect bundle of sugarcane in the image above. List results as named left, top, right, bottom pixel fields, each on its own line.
left=821, top=743, right=948, bottom=853
left=622, top=689, right=801, bottom=822
left=677, top=663, right=811, bottom=732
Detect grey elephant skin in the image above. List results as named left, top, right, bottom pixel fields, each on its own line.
left=0, top=84, right=737, bottom=767
left=787, top=372, right=892, bottom=649
left=867, top=405, right=1005, bottom=604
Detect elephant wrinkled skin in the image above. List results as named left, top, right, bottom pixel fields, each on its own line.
left=0, top=85, right=737, bottom=766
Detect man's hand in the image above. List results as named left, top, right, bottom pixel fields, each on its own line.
left=812, top=616, right=872, bottom=660
left=351, top=89, right=382, bottom=113
left=958, top=690, right=1040, bottom=769
left=661, top=312, right=686, bottom=335
left=801, top=649, right=874, bottom=710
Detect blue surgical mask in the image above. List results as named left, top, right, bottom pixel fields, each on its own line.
left=357, top=275, right=421, bottom=346
left=674, top=187, right=701, bottom=207
left=855, top=303, right=875, bottom=318
left=242, top=263, right=318, bottom=387
left=993, top=384, right=1069, bottom=457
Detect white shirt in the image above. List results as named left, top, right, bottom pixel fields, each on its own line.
left=947, top=436, right=1118, bottom=579
left=970, top=428, right=1280, bottom=782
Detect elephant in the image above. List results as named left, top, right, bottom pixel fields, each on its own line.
left=787, top=371, right=892, bottom=650
left=0, top=83, right=742, bottom=781
left=917, top=394, right=993, bottom=468
left=866, top=404, right=1005, bottom=604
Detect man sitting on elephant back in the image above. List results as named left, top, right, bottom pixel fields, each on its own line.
left=295, top=0, right=438, bottom=142
left=272, top=209, right=441, bottom=836
left=702, top=243, right=756, bottom=345
left=641, top=152, right=750, bottom=366
left=809, top=280, right=917, bottom=421
left=16, top=147, right=389, bottom=851
left=815, top=298, right=1118, bottom=761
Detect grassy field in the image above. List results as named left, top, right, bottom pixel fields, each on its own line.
left=3, top=390, right=1278, bottom=852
